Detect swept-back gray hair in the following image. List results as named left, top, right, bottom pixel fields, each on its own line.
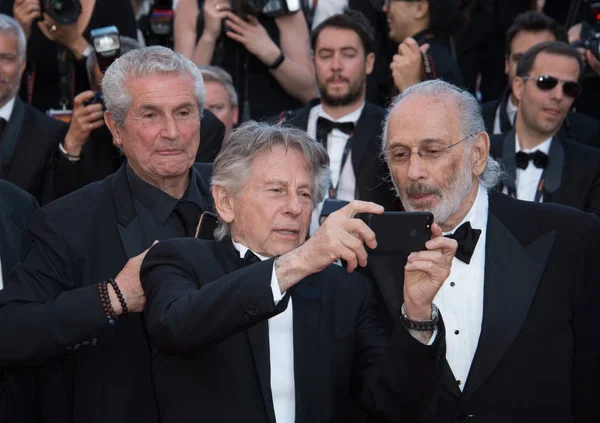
left=0, top=14, right=26, bottom=62
left=382, top=80, right=503, bottom=189
left=199, top=65, right=238, bottom=107
left=102, top=46, right=205, bottom=127
left=212, top=121, right=331, bottom=241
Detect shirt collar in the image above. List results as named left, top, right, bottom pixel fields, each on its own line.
left=316, top=101, right=364, bottom=124
left=444, top=184, right=489, bottom=235
left=126, top=163, right=204, bottom=224
left=515, top=134, right=553, bottom=154
left=231, top=240, right=269, bottom=261
left=506, top=95, right=518, bottom=123
left=0, top=97, right=16, bottom=121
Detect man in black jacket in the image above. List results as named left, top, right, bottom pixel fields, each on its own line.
left=480, top=11, right=600, bottom=148
left=141, top=120, right=455, bottom=423
left=0, top=14, right=68, bottom=203
left=279, top=10, right=399, bottom=234
left=0, top=46, right=213, bottom=423
left=489, top=41, right=600, bottom=215
left=374, top=78, right=600, bottom=422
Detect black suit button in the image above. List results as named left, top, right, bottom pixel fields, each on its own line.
left=244, top=312, right=252, bottom=320
left=91, top=338, right=98, bottom=346
left=456, top=412, right=474, bottom=421
left=249, top=306, right=258, bottom=316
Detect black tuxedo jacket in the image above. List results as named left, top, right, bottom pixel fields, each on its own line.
left=0, top=163, right=212, bottom=423
left=280, top=100, right=400, bottom=211
left=1, top=97, right=68, bottom=203
left=489, top=130, right=600, bottom=215
left=481, top=97, right=600, bottom=149
left=140, top=237, right=446, bottom=423
left=43, top=109, right=225, bottom=203
left=367, top=191, right=600, bottom=422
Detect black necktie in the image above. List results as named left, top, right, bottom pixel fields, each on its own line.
left=515, top=150, right=549, bottom=170
left=0, top=117, right=7, bottom=135
left=243, top=249, right=261, bottom=267
left=316, top=116, right=354, bottom=147
left=446, top=222, right=482, bottom=265
left=174, top=201, right=201, bottom=237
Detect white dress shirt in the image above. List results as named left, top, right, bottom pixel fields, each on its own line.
left=308, top=103, right=364, bottom=234
left=0, top=97, right=16, bottom=122
left=435, top=185, right=489, bottom=390
left=492, top=95, right=518, bottom=134
left=505, top=135, right=552, bottom=202
left=232, top=241, right=295, bottom=423
left=311, top=0, right=348, bottom=29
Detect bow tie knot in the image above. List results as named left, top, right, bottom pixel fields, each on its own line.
left=446, top=221, right=481, bottom=264
left=316, top=116, right=354, bottom=140
left=515, top=150, right=549, bottom=170
left=243, top=250, right=262, bottom=267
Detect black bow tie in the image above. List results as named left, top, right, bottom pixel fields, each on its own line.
left=243, top=249, right=261, bottom=267
left=316, top=116, right=354, bottom=141
left=515, top=150, right=549, bottom=170
left=446, top=222, right=482, bottom=265
left=0, top=117, right=7, bottom=134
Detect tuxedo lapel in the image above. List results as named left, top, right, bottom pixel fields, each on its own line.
left=461, top=207, right=555, bottom=402
left=350, top=103, right=379, bottom=179
left=500, top=129, right=517, bottom=193
left=291, top=280, right=322, bottom=422
left=0, top=212, right=20, bottom=281
left=0, top=97, right=25, bottom=172
left=541, top=135, right=565, bottom=197
left=247, top=321, right=277, bottom=423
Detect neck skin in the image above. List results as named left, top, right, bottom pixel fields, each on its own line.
left=514, top=112, right=557, bottom=150
left=321, top=91, right=365, bottom=120
left=129, top=163, right=190, bottom=199
left=439, top=179, right=480, bottom=233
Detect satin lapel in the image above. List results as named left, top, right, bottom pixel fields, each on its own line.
left=461, top=211, right=555, bottom=402
left=500, top=129, right=517, bottom=192
left=291, top=280, right=322, bottom=423
left=440, top=361, right=462, bottom=398
left=247, top=321, right=277, bottom=423
left=0, top=97, right=25, bottom=172
left=541, top=136, right=565, bottom=195
left=350, top=104, right=379, bottom=179
left=0, top=213, right=20, bottom=281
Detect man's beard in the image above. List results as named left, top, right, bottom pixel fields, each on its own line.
left=318, top=74, right=364, bottom=107
left=395, top=153, right=474, bottom=225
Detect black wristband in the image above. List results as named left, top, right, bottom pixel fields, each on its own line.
left=400, top=303, right=439, bottom=332
left=108, top=278, right=128, bottom=317
left=267, top=50, right=285, bottom=70
left=98, top=281, right=117, bottom=327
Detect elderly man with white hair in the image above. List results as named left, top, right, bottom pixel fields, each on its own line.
left=0, top=46, right=213, bottom=423
left=369, top=79, right=600, bottom=423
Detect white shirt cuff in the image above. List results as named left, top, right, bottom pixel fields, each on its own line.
left=427, top=328, right=438, bottom=346
left=270, top=263, right=285, bottom=305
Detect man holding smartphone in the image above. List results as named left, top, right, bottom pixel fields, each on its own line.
left=375, top=79, right=600, bottom=422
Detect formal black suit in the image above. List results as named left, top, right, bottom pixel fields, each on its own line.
left=140, top=236, right=446, bottom=423
left=489, top=130, right=600, bottom=215
left=1, top=97, right=68, bottom=203
left=0, top=181, right=38, bottom=423
left=367, top=190, right=600, bottom=422
left=279, top=100, right=400, bottom=211
left=43, top=109, right=225, bottom=203
left=0, top=163, right=213, bottom=423
left=481, top=95, right=600, bottom=148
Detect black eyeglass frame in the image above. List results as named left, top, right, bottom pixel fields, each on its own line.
left=521, top=75, right=582, bottom=98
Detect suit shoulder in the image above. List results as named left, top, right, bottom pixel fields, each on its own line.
left=0, top=180, right=38, bottom=219
left=41, top=176, right=113, bottom=220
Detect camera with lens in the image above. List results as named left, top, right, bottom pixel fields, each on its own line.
left=41, top=0, right=82, bottom=26
left=82, top=26, right=121, bottom=109
left=83, top=90, right=104, bottom=108
left=232, top=0, right=302, bottom=18
left=573, top=1, right=600, bottom=62
left=138, top=0, right=174, bottom=48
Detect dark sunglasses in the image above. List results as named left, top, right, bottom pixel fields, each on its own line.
left=521, top=75, right=581, bottom=98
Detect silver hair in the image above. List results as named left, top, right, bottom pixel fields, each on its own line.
left=0, top=14, right=26, bottom=62
left=198, top=65, right=238, bottom=107
left=382, top=79, right=504, bottom=190
left=211, top=121, right=331, bottom=241
left=102, top=46, right=205, bottom=127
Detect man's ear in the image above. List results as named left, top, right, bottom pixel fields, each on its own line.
left=212, top=185, right=235, bottom=225
left=512, top=76, right=525, bottom=103
left=365, top=52, right=375, bottom=76
left=471, top=132, right=490, bottom=178
left=414, top=0, right=430, bottom=20
left=104, top=111, right=122, bottom=148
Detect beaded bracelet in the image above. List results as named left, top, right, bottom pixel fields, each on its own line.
left=97, top=281, right=117, bottom=327
left=108, top=278, right=128, bottom=317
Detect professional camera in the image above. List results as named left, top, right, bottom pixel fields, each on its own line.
left=83, top=90, right=104, bottom=108
left=138, top=0, right=174, bottom=48
left=41, top=0, right=82, bottom=26
left=573, top=1, right=600, bottom=61
left=232, top=0, right=301, bottom=18
left=91, top=26, right=121, bottom=73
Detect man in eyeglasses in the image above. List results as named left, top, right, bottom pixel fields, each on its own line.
left=480, top=11, right=600, bottom=149
left=489, top=41, right=600, bottom=215
left=370, top=78, right=600, bottom=422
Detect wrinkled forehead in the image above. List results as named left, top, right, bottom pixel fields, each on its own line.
left=386, top=95, right=462, bottom=148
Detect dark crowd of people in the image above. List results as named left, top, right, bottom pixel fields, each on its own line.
left=0, top=0, right=598, bottom=422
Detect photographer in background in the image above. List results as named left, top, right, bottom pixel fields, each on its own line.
left=382, top=0, right=465, bottom=93
left=174, top=0, right=317, bottom=120
left=11, top=0, right=137, bottom=113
